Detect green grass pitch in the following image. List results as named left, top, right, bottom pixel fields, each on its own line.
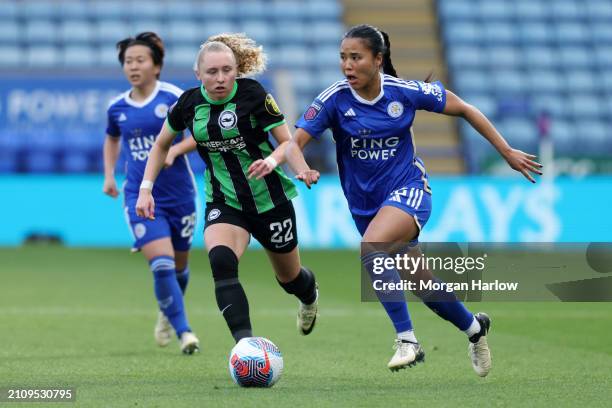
left=0, top=247, right=611, bottom=407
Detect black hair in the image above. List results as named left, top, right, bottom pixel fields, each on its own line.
left=343, top=24, right=397, bottom=77
left=344, top=24, right=434, bottom=82
left=116, top=32, right=165, bottom=78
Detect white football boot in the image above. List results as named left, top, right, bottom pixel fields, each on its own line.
left=468, top=312, right=492, bottom=377
left=154, top=311, right=173, bottom=347
left=388, top=339, right=425, bottom=371
left=180, top=331, right=200, bottom=355
left=297, top=287, right=318, bottom=335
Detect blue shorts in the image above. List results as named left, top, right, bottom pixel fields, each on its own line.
left=124, top=200, right=197, bottom=252
left=352, top=181, right=432, bottom=243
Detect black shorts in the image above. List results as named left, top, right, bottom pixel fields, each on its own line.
left=204, top=201, right=298, bottom=253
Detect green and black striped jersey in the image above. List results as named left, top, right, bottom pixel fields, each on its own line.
left=166, top=78, right=297, bottom=214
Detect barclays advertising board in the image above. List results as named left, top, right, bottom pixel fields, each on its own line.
left=0, top=175, right=609, bottom=247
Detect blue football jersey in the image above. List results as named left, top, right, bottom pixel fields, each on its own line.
left=106, top=81, right=196, bottom=206
left=296, top=73, right=446, bottom=216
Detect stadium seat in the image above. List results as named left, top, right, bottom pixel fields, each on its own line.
left=518, top=23, right=554, bottom=44
left=59, top=21, right=95, bottom=45
left=62, top=46, right=97, bottom=68
left=523, top=46, right=557, bottom=69
left=163, top=1, right=197, bottom=19
left=559, top=47, right=592, bottom=69
left=497, top=118, right=538, bottom=147
left=487, top=47, right=520, bottom=69
left=528, top=70, right=563, bottom=93
left=555, top=23, right=589, bottom=44
left=274, top=22, right=307, bottom=45
left=308, top=22, right=344, bottom=44
left=574, top=121, right=609, bottom=153
left=130, top=20, right=166, bottom=39
left=0, top=1, right=17, bottom=19
left=57, top=1, right=90, bottom=19
left=569, top=95, right=603, bottom=119
left=25, top=46, right=60, bottom=68
left=447, top=46, right=485, bottom=69
left=551, top=0, right=585, bottom=20
left=95, top=20, right=132, bottom=44
left=453, top=70, right=489, bottom=94
left=565, top=71, right=598, bottom=93
left=275, top=45, right=312, bottom=69
left=24, top=151, right=57, bottom=173
left=0, top=45, right=22, bottom=68
left=18, top=1, right=58, bottom=19
left=513, top=1, right=547, bottom=20
left=477, top=1, right=512, bottom=20
left=592, top=24, right=612, bottom=43
left=62, top=151, right=91, bottom=173
left=437, top=0, right=473, bottom=22
left=167, top=46, right=198, bottom=68
left=586, top=1, right=612, bottom=20
left=0, top=20, right=19, bottom=44
left=595, top=46, right=612, bottom=70
left=443, top=22, right=480, bottom=45
left=270, top=1, right=304, bottom=20
left=238, top=21, right=273, bottom=44
left=313, top=45, right=341, bottom=70
left=236, top=0, right=267, bottom=20
left=493, top=70, right=526, bottom=93
left=550, top=120, right=575, bottom=152
left=199, top=21, right=238, bottom=41
left=25, top=20, right=58, bottom=44
left=90, top=1, right=128, bottom=20
left=531, top=94, right=569, bottom=119
left=98, top=46, right=121, bottom=68
left=483, top=23, right=517, bottom=45
left=166, top=22, right=200, bottom=45
left=463, top=94, right=497, bottom=117
left=306, top=0, right=343, bottom=21
left=127, top=0, right=165, bottom=20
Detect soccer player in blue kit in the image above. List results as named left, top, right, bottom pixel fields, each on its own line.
left=284, top=25, right=543, bottom=376
left=103, top=32, right=200, bottom=354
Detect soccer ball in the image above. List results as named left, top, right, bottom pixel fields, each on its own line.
left=228, top=337, right=283, bottom=388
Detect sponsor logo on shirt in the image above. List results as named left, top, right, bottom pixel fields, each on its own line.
left=350, top=136, right=400, bottom=161
left=154, top=103, right=169, bottom=119
left=387, top=101, right=404, bottom=118
left=218, top=110, right=238, bottom=130
left=420, top=81, right=444, bottom=102
left=265, top=94, right=282, bottom=116
left=208, top=208, right=221, bottom=221
left=198, top=136, right=246, bottom=153
left=134, top=223, right=146, bottom=239
left=304, top=102, right=322, bottom=121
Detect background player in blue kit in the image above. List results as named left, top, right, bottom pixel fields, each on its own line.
left=103, top=32, right=200, bottom=354
left=285, top=25, right=543, bottom=376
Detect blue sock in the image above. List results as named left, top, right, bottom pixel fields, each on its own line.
left=362, top=251, right=413, bottom=333
left=176, top=267, right=190, bottom=295
left=418, top=277, right=474, bottom=331
left=150, top=256, right=190, bottom=337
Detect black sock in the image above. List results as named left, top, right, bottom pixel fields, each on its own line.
left=209, top=245, right=252, bottom=342
left=277, top=267, right=317, bottom=305
left=215, top=278, right=252, bottom=342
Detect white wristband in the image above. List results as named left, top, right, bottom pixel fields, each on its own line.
left=140, top=180, right=154, bottom=190
left=264, top=156, right=278, bottom=169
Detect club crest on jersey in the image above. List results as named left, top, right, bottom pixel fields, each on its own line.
left=208, top=208, right=221, bottom=221
left=154, top=103, right=169, bottom=119
left=218, top=110, right=238, bottom=130
left=304, top=102, right=322, bottom=121
left=265, top=94, right=282, bottom=116
left=387, top=101, right=404, bottom=118
left=134, top=223, right=146, bottom=239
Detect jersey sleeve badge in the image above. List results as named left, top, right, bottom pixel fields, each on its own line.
left=265, top=94, right=282, bottom=116
left=304, top=101, right=322, bottom=121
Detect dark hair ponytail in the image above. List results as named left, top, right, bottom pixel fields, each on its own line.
left=379, top=30, right=397, bottom=77
left=116, top=32, right=165, bottom=78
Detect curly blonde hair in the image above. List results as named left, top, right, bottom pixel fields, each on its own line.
left=194, top=33, right=267, bottom=77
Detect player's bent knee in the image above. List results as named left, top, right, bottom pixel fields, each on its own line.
left=209, top=245, right=239, bottom=281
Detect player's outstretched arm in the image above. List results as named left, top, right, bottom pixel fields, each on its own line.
left=165, top=136, right=197, bottom=168
left=285, top=128, right=320, bottom=189
left=136, top=122, right=178, bottom=219
left=102, top=134, right=121, bottom=198
left=248, top=123, right=291, bottom=180
left=442, top=90, right=543, bottom=183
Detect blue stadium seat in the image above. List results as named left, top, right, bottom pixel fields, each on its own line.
left=569, top=95, right=603, bottom=119
left=306, top=0, right=343, bottom=20
left=493, top=70, right=525, bottom=93
left=443, top=22, right=480, bottom=45
left=238, top=21, right=273, bottom=44
left=574, top=121, right=609, bottom=153
left=483, top=23, right=517, bottom=45
left=313, top=45, right=341, bottom=69
left=592, top=24, right=612, bottom=43
left=166, top=22, right=200, bottom=45
left=595, top=46, right=612, bottom=70
left=98, top=46, right=120, bottom=68
left=528, top=71, right=563, bottom=93
left=0, top=45, right=22, bottom=68
left=59, top=21, right=95, bottom=45
left=127, top=1, right=165, bottom=20
left=523, top=46, right=556, bottom=69
left=453, top=70, right=489, bottom=94
left=438, top=0, right=473, bottom=21
left=274, top=22, right=307, bottom=44
left=556, top=23, right=589, bottom=44
left=275, top=45, right=311, bottom=69
left=19, top=1, right=58, bottom=19
left=518, top=23, right=554, bottom=44
left=551, top=0, right=585, bottom=20
left=550, top=120, right=575, bottom=152
left=0, top=1, right=17, bottom=19
left=199, top=21, right=238, bottom=41
left=57, top=1, right=90, bottom=19
left=25, top=46, right=60, bottom=68
left=487, top=47, right=520, bottom=69
left=25, top=20, right=58, bottom=44
left=565, top=71, right=598, bottom=93
left=477, top=0, right=512, bottom=20
left=602, top=70, right=612, bottom=93
left=62, top=46, right=97, bottom=68
left=0, top=21, right=19, bottom=44
left=586, top=1, right=612, bottom=20
left=447, top=46, right=486, bottom=69
left=463, top=94, right=497, bottom=117
left=0, top=150, right=18, bottom=173
left=95, top=20, right=132, bottom=44
left=90, top=1, right=128, bottom=20
left=316, top=69, right=344, bottom=91
left=531, top=94, right=569, bottom=119
left=130, top=20, right=166, bottom=38
left=497, top=118, right=538, bottom=147
left=167, top=46, right=198, bottom=69
left=236, top=1, right=266, bottom=20
left=291, top=69, right=318, bottom=94
left=513, top=1, right=547, bottom=20
left=163, top=1, right=197, bottom=19
left=191, top=2, right=234, bottom=21
left=559, top=47, right=592, bottom=69
left=308, top=22, right=344, bottom=44
left=270, top=1, right=304, bottom=20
